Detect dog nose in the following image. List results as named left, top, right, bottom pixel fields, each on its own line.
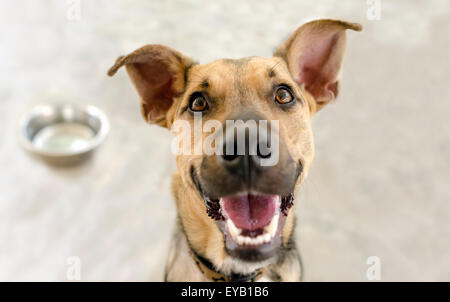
left=220, top=138, right=271, bottom=165
left=218, top=115, right=274, bottom=176
left=199, top=113, right=297, bottom=198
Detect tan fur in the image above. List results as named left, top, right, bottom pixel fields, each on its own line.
left=108, top=19, right=361, bottom=281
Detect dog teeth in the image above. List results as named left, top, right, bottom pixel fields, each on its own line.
left=265, top=212, right=279, bottom=238
left=227, top=219, right=241, bottom=239
left=226, top=202, right=280, bottom=246
left=233, top=233, right=272, bottom=246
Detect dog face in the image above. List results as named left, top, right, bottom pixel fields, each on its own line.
left=109, top=19, right=361, bottom=269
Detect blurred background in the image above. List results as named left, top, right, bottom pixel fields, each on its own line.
left=0, top=0, right=449, bottom=281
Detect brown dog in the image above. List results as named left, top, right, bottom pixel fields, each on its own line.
left=108, top=19, right=361, bottom=282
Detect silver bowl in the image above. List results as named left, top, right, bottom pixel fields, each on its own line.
left=18, top=103, right=109, bottom=165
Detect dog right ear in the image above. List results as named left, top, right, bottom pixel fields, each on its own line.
left=108, top=45, right=195, bottom=127
left=275, top=19, right=362, bottom=113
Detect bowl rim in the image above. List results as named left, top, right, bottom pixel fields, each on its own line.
left=17, top=103, right=110, bottom=158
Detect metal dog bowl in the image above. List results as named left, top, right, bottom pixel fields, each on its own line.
left=18, top=103, right=109, bottom=165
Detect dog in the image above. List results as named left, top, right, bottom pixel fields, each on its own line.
left=108, top=19, right=361, bottom=282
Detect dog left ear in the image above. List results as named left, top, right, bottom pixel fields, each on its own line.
left=107, top=45, right=194, bottom=127
left=275, top=19, right=362, bottom=111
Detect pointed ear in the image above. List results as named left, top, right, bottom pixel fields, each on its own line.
left=275, top=19, right=362, bottom=111
left=108, top=45, right=195, bottom=127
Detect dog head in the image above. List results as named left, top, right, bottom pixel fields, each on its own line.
left=109, top=19, right=361, bottom=272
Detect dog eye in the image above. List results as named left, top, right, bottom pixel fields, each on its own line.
left=274, top=86, right=294, bottom=104
left=189, top=95, right=208, bottom=112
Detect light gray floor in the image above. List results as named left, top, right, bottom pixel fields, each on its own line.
left=0, top=0, right=449, bottom=281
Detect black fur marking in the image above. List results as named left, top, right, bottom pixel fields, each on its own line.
left=269, top=69, right=276, bottom=78
left=280, top=193, right=294, bottom=216
left=205, top=200, right=224, bottom=221
left=201, top=79, right=209, bottom=88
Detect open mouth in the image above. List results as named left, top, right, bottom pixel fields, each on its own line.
left=211, top=193, right=294, bottom=261
left=221, top=193, right=293, bottom=242
left=192, top=168, right=294, bottom=261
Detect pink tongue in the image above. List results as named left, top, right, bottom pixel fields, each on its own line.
left=222, top=194, right=277, bottom=230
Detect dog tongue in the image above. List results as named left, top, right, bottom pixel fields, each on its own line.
left=222, top=194, right=277, bottom=230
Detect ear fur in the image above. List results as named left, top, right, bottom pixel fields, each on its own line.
left=275, top=19, right=362, bottom=112
left=108, top=45, right=195, bottom=127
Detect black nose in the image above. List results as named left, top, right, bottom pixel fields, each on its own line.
left=218, top=117, right=273, bottom=177
left=220, top=137, right=272, bottom=164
